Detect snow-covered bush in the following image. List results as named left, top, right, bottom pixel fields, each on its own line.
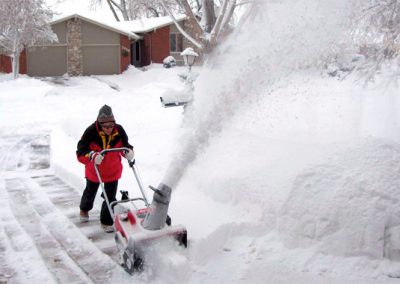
left=163, top=56, right=176, bottom=68
left=326, top=53, right=365, bottom=79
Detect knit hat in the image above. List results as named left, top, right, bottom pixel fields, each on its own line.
left=97, top=105, right=115, bottom=123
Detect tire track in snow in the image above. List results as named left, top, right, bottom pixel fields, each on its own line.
left=5, top=177, right=100, bottom=283
left=0, top=134, right=127, bottom=282
left=30, top=174, right=119, bottom=260
left=0, top=134, right=49, bottom=172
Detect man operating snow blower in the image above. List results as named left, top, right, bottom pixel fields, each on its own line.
left=76, top=104, right=134, bottom=233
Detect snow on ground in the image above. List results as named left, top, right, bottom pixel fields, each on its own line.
left=2, top=65, right=400, bottom=283
left=2, top=0, right=400, bottom=283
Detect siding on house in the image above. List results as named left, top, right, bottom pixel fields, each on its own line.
left=81, top=20, right=120, bottom=75
left=28, top=46, right=67, bottom=76
left=170, top=23, right=184, bottom=65
left=27, top=22, right=68, bottom=77
left=120, top=35, right=131, bottom=73
left=0, top=54, right=12, bottom=73
left=0, top=51, right=27, bottom=74
left=19, top=50, right=27, bottom=74
left=142, top=25, right=170, bottom=66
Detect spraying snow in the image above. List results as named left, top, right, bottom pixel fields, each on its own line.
left=162, top=0, right=354, bottom=188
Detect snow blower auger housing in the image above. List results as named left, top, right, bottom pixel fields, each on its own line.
left=94, top=148, right=187, bottom=274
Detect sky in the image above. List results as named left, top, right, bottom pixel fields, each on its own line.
left=46, top=0, right=114, bottom=20
left=2, top=0, right=400, bottom=283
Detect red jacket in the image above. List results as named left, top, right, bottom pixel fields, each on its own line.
left=76, top=122, right=133, bottom=183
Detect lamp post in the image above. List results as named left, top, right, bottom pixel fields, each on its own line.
left=181, top=47, right=198, bottom=72
left=159, top=48, right=199, bottom=108
left=181, top=47, right=199, bottom=92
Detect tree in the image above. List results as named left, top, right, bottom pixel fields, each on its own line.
left=126, top=0, right=179, bottom=19
left=91, top=0, right=252, bottom=56
left=0, top=0, right=57, bottom=78
left=352, top=0, right=400, bottom=80
left=161, top=0, right=249, bottom=54
left=91, top=0, right=179, bottom=21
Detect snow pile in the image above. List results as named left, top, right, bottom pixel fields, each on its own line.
left=278, top=137, right=400, bottom=261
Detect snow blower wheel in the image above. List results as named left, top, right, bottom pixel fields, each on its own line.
left=123, top=251, right=143, bottom=274
left=94, top=148, right=188, bottom=276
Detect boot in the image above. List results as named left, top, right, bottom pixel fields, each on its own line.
left=80, top=210, right=89, bottom=223
left=101, top=223, right=115, bottom=233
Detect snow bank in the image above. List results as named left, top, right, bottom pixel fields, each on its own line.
left=278, top=137, right=400, bottom=261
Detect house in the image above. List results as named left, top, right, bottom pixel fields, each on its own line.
left=112, top=15, right=188, bottom=67
left=0, top=14, right=189, bottom=76
left=0, top=54, right=12, bottom=73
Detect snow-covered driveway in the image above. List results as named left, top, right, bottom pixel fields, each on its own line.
left=0, top=134, right=126, bottom=283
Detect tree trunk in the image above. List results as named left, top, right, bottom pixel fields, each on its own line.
left=119, top=0, right=130, bottom=20
left=12, top=51, right=20, bottom=79
left=202, top=0, right=216, bottom=33
left=12, top=38, right=20, bottom=79
left=106, top=0, right=120, bottom=21
left=180, top=0, right=204, bottom=46
left=209, top=0, right=230, bottom=48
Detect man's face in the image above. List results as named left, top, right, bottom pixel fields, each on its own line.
left=101, top=122, right=115, bottom=135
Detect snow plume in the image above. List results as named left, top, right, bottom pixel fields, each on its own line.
left=162, top=0, right=354, bottom=189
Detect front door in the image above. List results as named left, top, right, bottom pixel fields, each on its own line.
left=131, top=40, right=142, bottom=67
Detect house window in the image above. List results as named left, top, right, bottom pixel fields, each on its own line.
left=170, top=33, right=183, bottom=52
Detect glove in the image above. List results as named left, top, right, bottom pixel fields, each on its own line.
left=94, top=154, right=104, bottom=165
left=125, top=149, right=134, bottom=161
left=90, top=151, right=104, bottom=165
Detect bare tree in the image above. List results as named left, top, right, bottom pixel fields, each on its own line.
left=91, top=0, right=178, bottom=21
left=353, top=0, right=400, bottom=80
left=91, top=0, right=252, bottom=55
left=0, top=0, right=57, bottom=78
left=126, top=0, right=178, bottom=19
left=162, top=0, right=251, bottom=55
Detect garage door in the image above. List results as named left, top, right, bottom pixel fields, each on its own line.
left=27, top=46, right=67, bottom=77
left=82, top=45, right=120, bottom=75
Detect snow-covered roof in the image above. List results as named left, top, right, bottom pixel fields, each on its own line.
left=51, top=13, right=142, bottom=40
left=110, top=15, right=187, bottom=34
left=51, top=13, right=187, bottom=40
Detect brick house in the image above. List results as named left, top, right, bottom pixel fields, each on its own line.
left=114, top=15, right=188, bottom=67
left=0, top=14, right=189, bottom=76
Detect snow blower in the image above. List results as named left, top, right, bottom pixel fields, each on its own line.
left=94, top=148, right=187, bottom=274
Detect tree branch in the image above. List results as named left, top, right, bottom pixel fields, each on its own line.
left=209, top=0, right=229, bottom=45
left=161, top=0, right=203, bottom=49
left=106, top=0, right=121, bottom=21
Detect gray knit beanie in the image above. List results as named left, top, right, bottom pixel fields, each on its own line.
left=97, top=105, right=115, bottom=123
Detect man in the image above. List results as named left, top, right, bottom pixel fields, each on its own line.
left=76, top=105, right=134, bottom=233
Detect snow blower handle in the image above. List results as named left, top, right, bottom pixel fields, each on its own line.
left=128, top=159, right=150, bottom=206
left=99, top=147, right=132, bottom=157
left=94, top=147, right=132, bottom=221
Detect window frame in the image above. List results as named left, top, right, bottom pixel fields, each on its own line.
left=170, top=33, right=183, bottom=53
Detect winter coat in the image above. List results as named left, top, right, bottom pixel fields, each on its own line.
left=76, top=122, right=133, bottom=183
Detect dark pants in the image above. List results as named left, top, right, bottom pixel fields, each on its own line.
left=80, top=179, right=118, bottom=225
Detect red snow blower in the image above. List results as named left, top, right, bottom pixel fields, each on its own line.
left=94, top=148, right=187, bottom=274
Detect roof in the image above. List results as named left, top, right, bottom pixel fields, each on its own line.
left=110, top=15, right=187, bottom=34
left=51, top=14, right=142, bottom=40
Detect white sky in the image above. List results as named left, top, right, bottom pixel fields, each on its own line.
left=46, top=0, right=114, bottom=21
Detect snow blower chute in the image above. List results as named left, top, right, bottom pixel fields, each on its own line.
left=94, top=148, right=187, bottom=274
